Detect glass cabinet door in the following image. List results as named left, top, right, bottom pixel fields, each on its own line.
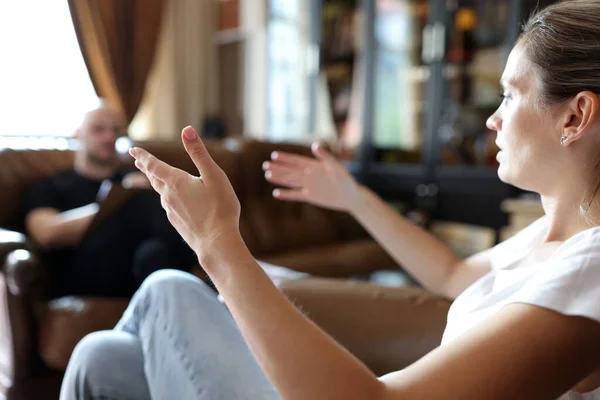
left=370, top=0, right=430, bottom=165
left=267, top=0, right=314, bottom=142
left=335, top=0, right=430, bottom=163
left=437, top=0, right=512, bottom=168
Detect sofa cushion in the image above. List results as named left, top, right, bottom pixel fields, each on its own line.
left=279, top=277, right=451, bottom=376
left=37, top=266, right=211, bottom=371
left=39, top=297, right=129, bottom=371
left=260, top=239, right=398, bottom=277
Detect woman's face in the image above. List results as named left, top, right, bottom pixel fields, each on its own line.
left=486, top=44, right=563, bottom=193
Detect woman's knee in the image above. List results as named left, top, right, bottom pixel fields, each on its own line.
left=61, top=331, right=149, bottom=400
left=67, top=331, right=117, bottom=374
left=138, top=269, right=217, bottom=303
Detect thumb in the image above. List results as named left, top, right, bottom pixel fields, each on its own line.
left=182, top=126, right=216, bottom=176
left=311, top=142, right=336, bottom=164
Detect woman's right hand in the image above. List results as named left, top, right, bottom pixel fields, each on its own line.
left=262, top=142, right=361, bottom=212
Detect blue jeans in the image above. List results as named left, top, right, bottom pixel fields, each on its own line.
left=60, top=270, right=281, bottom=400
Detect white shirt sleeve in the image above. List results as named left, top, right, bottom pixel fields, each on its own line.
left=508, top=227, right=600, bottom=324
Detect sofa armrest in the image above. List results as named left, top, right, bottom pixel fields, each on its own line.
left=0, top=249, right=48, bottom=391
left=0, top=231, right=50, bottom=391
left=0, top=229, right=48, bottom=298
left=259, top=239, right=399, bottom=278
left=279, top=277, right=451, bottom=376
left=0, top=228, right=31, bottom=261
left=4, top=249, right=49, bottom=299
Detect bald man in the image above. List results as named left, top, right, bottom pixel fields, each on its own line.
left=23, top=103, right=196, bottom=298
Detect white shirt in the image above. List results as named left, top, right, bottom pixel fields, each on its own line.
left=441, top=216, right=600, bottom=400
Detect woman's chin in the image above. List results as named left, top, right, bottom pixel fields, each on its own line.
left=497, top=166, right=525, bottom=190
left=496, top=162, right=512, bottom=184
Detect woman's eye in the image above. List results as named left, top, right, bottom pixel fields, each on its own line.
left=499, top=93, right=512, bottom=102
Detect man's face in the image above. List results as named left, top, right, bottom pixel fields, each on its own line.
left=79, top=107, right=123, bottom=166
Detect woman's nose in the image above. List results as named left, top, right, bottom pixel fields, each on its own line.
left=486, top=109, right=502, bottom=132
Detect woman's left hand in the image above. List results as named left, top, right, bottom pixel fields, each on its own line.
left=129, top=126, right=241, bottom=259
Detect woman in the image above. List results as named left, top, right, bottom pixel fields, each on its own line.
left=61, top=2, right=600, bottom=399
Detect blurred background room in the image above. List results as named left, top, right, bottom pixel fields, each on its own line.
left=0, top=1, right=559, bottom=398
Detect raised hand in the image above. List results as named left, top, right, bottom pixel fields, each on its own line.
left=262, top=142, right=361, bottom=212
left=129, top=126, right=241, bottom=258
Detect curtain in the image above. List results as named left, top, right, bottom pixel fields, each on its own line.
left=129, top=0, right=220, bottom=140
left=68, top=0, right=165, bottom=124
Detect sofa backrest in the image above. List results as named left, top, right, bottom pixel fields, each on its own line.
left=0, top=137, right=367, bottom=255
left=235, top=140, right=346, bottom=256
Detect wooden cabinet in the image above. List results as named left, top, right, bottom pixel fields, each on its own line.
left=218, top=0, right=239, bottom=31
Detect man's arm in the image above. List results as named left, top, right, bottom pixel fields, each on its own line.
left=25, top=204, right=99, bottom=249
left=121, top=171, right=151, bottom=189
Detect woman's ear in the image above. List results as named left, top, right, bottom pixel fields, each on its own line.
left=561, top=91, right=600, bottom=145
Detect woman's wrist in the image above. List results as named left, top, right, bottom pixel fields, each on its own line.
left=193, top=229, right=254, bottom=275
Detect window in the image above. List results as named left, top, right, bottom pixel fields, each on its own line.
left=267, top=0, right=311, bottom=141
left=0, top=0, right=98, bottom=139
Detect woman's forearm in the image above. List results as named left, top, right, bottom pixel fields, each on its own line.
left=349, top=186, right=460, bottom=296
left=197, top=233, right=386, bottom=400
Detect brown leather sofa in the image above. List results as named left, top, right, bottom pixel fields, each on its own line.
left=0, top=138, right=450, bottom=400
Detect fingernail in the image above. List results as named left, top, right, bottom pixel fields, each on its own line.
left=265, top=171, right=272, bottom=179
left=262, top=161, right=270, bottom=170
left=271, top=152, right=278, bottom=160
left=273, top=189, right=280, bottom=197
left=183, top=126, right=197, bottom=140
left=129, top=147, right=138, bottom=157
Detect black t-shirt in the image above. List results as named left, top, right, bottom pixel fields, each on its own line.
left=23, top=168, right=130, bottom=216
left=23, top=169, right=195, bottom=297
left=22, top=168, right=131, bottom=269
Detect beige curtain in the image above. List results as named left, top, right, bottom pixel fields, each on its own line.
left=68, top=0, right=165, bottom=124
left=130, top=0, right=220, bottom=140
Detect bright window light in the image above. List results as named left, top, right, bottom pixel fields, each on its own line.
left=0, top=0, right=99, bottom=137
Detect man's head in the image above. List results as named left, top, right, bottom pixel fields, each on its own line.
left=76, top=101, right=124, bottom=166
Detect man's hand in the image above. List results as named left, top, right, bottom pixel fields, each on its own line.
left=122, top=172, right=151, bottom=189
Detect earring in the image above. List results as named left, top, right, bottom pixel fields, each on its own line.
left=560, top=136, right=568, bottom=146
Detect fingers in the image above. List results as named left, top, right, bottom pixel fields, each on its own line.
left=130, top=147, right=172, bottom=178
left=130, top=147, right=184, bottom=194
left=311, top=142, right=336, bottom=163
left=262, top=161, right=303, bottom=175
left=181, top=126, right=216, bottom=177
left=134, top=159, right=166, bottom=193
left=264, top=170, right=303, bottom=188
left=272, top=188, right=307, bottom=202
left=270, top=151, right=318, bottom=168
